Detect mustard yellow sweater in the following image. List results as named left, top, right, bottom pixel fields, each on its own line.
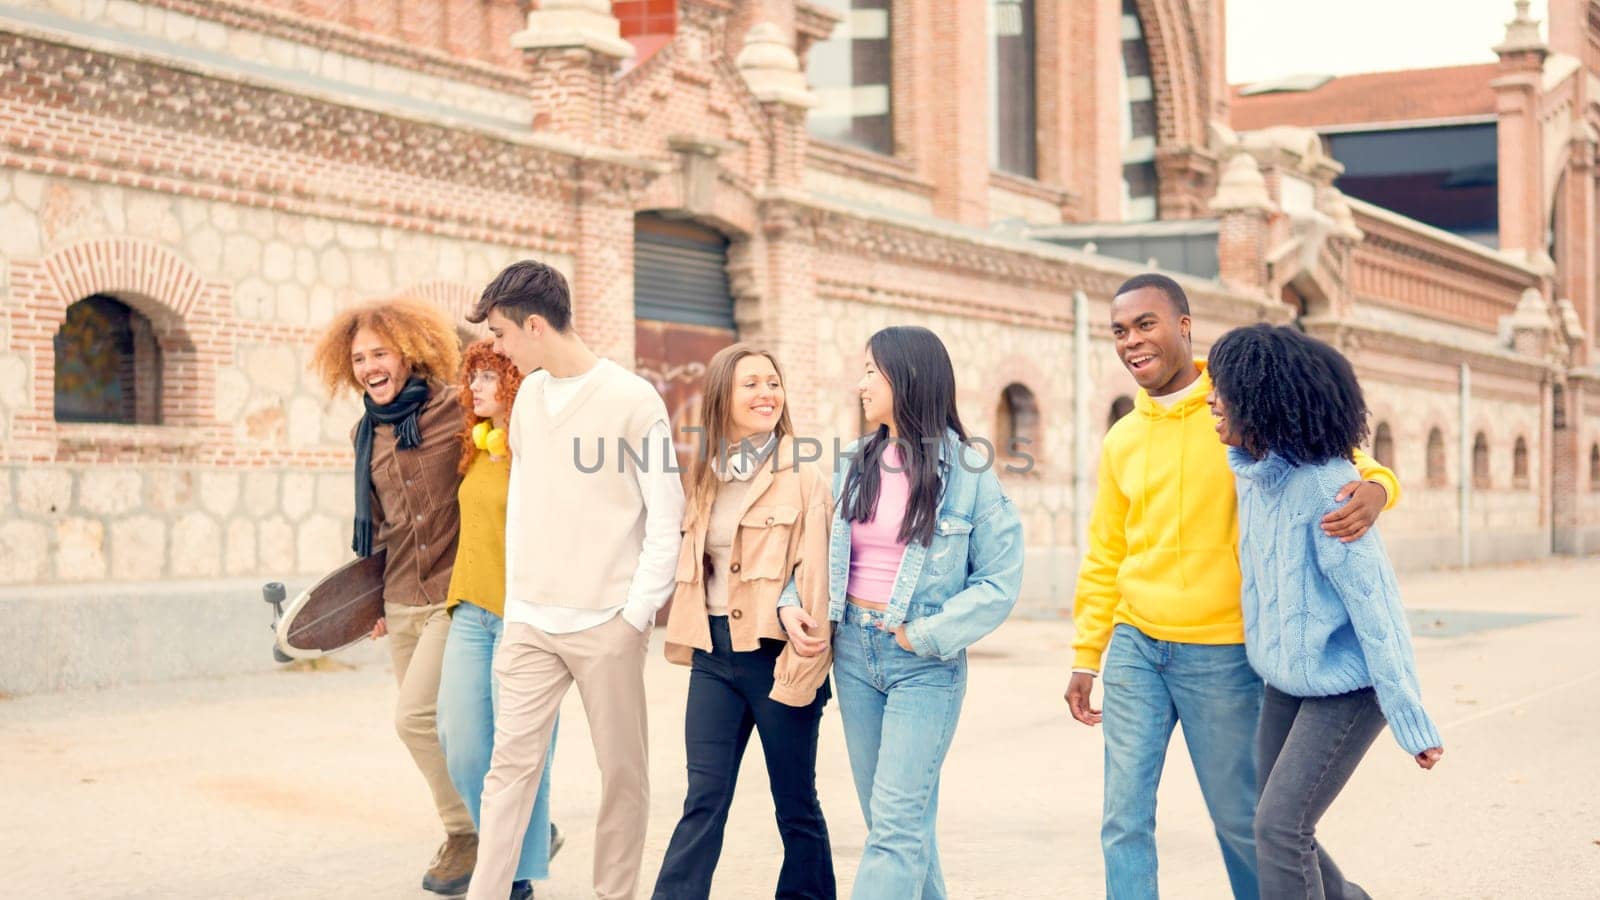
left=445, top=450, right=510, bottom=618
left=1071, top=364, right=1399, bottom=671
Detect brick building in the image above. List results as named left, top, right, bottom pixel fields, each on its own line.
left=0, top=0, right=1595, bottom=692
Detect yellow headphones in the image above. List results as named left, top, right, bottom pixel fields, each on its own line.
left=471, top=421, right=509, bottom=458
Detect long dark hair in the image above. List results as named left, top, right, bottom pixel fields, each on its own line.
left=1208, top=324, right=1369, bottom=465
left=844, top=326, right=967, bottom=547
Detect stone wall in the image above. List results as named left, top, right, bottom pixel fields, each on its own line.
left=0, top=167, right=572, bottom=586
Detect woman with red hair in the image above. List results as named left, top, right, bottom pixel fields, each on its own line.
left=437, top=340, right=560, bottom=900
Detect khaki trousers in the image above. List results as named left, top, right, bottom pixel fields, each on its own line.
left=385, top=600, right=474, bottom=836
left=468, top=614, right=650, bottom=900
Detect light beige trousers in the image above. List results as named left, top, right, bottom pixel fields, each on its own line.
left=385, top=600, right=474, bottom=836
left=468, top=614, right=650, bottom=900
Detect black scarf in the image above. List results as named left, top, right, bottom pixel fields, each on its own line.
left=352, top=376, right=430, bottom=557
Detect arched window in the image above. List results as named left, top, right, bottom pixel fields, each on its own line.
left=996, top=383, right=1040, bottom=462
left=1472, top=432, right=1490, bottom=489
left=1108, top=395, right=1135, bottom=431
left=1372, top=422, right=1395, bottom=471
left=990, top=0, right=1037, bottom=177
left=54, top=294, right=162, bottom=425
left=806, top=0, right=894, bottom=155
left=1426, top=427, right=1447, bottom=487
left=1512, top=436, right=1529, bottom=487
left=1590, top=443, right=1599, bottom=492
left=1120, top=0, right=1159, bottom=221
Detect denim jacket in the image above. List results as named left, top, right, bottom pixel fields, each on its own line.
left=781, top=430, right=1025, bottom=660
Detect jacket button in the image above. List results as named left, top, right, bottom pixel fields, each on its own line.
left=420, top=543, right=427, bottom=551
left=730, top=562, right=741, bottom=574
left=415, top=514, right=424, bottom=522
left=730, top=608, right=743, bottom=620
left=765, top=516, right=775, bottom=526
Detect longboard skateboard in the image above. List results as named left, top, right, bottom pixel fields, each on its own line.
left=269, top=548, right=387, bottom=660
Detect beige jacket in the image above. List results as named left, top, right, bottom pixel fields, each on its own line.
left=664, top=436, right=834, bottom=707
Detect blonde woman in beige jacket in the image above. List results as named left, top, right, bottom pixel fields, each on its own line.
left=653, top=343, right=837, bottom=900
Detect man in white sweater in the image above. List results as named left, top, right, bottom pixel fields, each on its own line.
left=465, top=261, right=684, bottom=900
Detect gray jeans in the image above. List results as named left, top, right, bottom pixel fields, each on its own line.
left=1255, top=684, right=1386, bottom=900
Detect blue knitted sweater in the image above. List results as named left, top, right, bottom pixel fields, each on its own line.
left=1229, top=448, right=1442, bottom=756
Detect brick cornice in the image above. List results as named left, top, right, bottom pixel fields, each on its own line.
left=988, top=169, right=1078, bottom=210
left=0, top=30, right=586, bottom=250
left=806, top=138, right=936, bottom=196
left=791, top=195, right=1273, bottom=324
left=1304, top=317, right=1559, bottom=383
left=142, top=0, right=531, bottom=93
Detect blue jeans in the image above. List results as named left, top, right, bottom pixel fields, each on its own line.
left=438, top=602, right=556, bottom=882
left=1100, top=624, right=1262, bottom=900
left=1254, top=685, right=1383, bottom=900
left=833, top=603, right=966, bottom=900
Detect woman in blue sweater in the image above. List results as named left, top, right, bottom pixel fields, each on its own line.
left=1206, top=324, right=1443, bottom=900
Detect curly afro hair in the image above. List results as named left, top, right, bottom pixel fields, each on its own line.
left=1208, top=324, right=1369, bottom=465
left=456, top=340, right=524, bottom=474
left=309, top=297, right=461, bottom=398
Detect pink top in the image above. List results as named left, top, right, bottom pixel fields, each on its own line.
left=847, top=443, right=912, bottom=604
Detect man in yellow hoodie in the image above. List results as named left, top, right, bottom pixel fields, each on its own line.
left=1064, top=274, right=1399, bottom=900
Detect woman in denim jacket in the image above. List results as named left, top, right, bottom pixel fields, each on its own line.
left=783, top=325, right=1024, bottom=900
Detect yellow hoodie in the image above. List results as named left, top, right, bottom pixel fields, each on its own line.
left=1071, top=363, right=1399, bottom=671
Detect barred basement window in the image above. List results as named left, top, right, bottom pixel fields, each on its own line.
left=989, top=0, right=1037, bottom=177
left=1372, top=422, right=1395, bottom=473
left=1472, top=432, right=1490, bottom=489
left=807, top=0, right=894, bottom=155
left=1426, top=427, right=1447, bottom=487
left=1120, top=0, right=1159, bottom=221
left=53, top=294, right=162, bottom=425
left=1513, top=436, right=1529, bottom=487
left=996, top=383, right=1040, bottom=462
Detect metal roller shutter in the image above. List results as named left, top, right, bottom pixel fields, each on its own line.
left=633, top=214, right=735, bottom=329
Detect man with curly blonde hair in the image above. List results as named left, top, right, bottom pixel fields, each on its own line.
left=310, top=297, right=478, bottom=896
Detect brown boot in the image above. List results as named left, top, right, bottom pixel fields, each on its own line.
left=421, top=832, right=477, bottom=896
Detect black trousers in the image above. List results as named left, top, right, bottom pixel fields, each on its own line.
left=652, top=616, right=836, bottom=900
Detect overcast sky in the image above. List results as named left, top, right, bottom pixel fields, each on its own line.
left=1227, top=0, right=1549, bottom=85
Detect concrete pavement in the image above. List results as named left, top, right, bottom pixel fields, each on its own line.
left=5, top=558, right=1599, bottom=898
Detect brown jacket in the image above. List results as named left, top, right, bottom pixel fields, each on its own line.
left=664, top=435, right=834, bottom=707
left=357, top=380, right=464, bottom=608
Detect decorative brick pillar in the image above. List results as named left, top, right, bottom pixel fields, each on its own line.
left=1556, top=123, right=1597, bottom=365
left=928, top=0, right=990, bottom=227
left=571, top=164, right=641, bottom=367
left=1155, top=145, right=1220, bottom=220
left=1552, top=375, right=1583, bottom=553
left=513, top=0, right=635, bottom=146
left=736, top=22, right=824, bottom=430
left=1509, top=287, right=1555, bottom=357
left=737, top=22, right=815, bottom=188
left=443, top=0, right=490, bottom=60
left=1492, top=0, right=1550, bottom=268
left=1209, top=153, right=1276, bottom=297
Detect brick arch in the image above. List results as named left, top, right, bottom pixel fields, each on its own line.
left=1130, top=0, right=1209, bottom=151
left=977, top=355, right=1053, bottom=469
left=404, top=280, right=488, bottom=341
left=16, top=238, right=223, bottom=432
left=40, top=237, right=210, bottom=327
